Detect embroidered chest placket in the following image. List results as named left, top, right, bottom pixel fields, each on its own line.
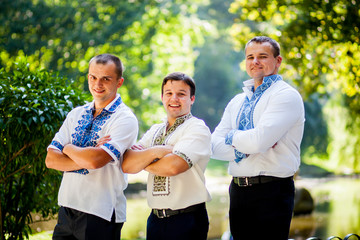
left=151, top=114, right=192, bottom=196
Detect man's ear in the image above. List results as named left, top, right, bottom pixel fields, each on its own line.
left=190, top=95, right=195, bottom=105
left=276, top=55, right=282, bottom=68
left=117, top=77, right=124, bottom=88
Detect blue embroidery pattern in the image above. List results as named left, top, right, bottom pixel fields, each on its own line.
left=51, top=140, right=64, bottom=151
left=68, top=97, right=122, bottom=174
left=226, top=75, right=281, bottom=163
left=103, top=143, right=120, bottom=162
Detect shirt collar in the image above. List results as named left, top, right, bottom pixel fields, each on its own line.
left=242, top=74, right=281, bottom=99
left=163, top=113, right=193, bottom=128
left=88, top=94, right=122, bottom=113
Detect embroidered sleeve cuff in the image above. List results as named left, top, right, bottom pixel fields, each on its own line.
left=50, top=140, right=64, bottom=151
left=225, top=129, right=237, bottom=145
left=103, top=143, right=121, bottom=162
left=68, top=169, right=89, bottom=175
left=174, top=150, right=193, bottom=168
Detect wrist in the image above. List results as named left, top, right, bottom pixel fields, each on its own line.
left=62, top=144, right=72, bottom=155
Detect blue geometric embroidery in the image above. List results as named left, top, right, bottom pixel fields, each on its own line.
left=51, top=140, right=64, bottom=151
left=103, top=143, right=120, bottom=162
left=226, top=75, right=281, bottom=163
left=68, top=96, right=122, bottom=174
left=70, top=169, right=89, bottom=175
left=225, top=129, right=236, bottom=145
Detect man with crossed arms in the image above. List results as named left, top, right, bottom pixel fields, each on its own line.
left=212, top=36, right=305, bottom=240
left=46, top=54, right=138, bottom=239
left=122, top=72, right=211, bottom=240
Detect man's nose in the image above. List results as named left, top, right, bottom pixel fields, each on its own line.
left=171, top=94, right=179, bottom=100
left=94, top=80, right=103, bottom=87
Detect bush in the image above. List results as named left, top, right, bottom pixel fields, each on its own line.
left=0, top=58, right=87, bottom=239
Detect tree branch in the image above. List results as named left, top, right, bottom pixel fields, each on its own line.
left=0, top=142, right=34, bottom=174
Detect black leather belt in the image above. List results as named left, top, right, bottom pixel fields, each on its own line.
left=233, top=176, right=293, bottom=187
left=152, top=202, right=205, bottom=218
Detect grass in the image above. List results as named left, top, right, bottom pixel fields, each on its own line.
left=206, top=158, right=229, bottom=177
left=29, top=231, right=52, bottom=240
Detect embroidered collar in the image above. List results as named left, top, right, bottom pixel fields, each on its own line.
left=242, top=75, right=282, bottom=99
left=87, top=94, right=122, bottom=113
left=153, top=113, right=192, bottom=146
left=229, top=74, right=281, bottom=163
left=166, top=113, right=192, bottom=128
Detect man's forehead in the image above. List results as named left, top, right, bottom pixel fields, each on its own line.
left=246, top=42, right=273, bottom=55
left=163, top=81, right=190, bottom=90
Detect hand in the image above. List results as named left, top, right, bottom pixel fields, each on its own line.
left=96, top=135, right=111, bottom=147
left=153, top=145, right=173, bottom=160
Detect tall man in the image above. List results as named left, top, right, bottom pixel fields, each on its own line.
left=211, top=36, right=305, bottom=239
left=45, top=54, right=138, bottom=239
left=122, top=72, right=212, bottom=240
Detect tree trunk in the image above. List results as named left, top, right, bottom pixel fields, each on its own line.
left=0, top=197, right=3, bottom=240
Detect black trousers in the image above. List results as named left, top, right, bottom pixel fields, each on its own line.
left=53, top=207, right=123, bottom=240
left=146, top=204, right=209, bottom=240
left=229, top=177, right=295, bottom=240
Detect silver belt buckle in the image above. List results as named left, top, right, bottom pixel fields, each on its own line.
left=239, top=177, right=251, bottom=187
left=162, top=209, right=167, bottom=218
left=154, top=209, right=165, bottom=218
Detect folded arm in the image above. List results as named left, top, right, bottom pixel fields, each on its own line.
left=122, top=145, right=173, bottom=174
left=45, top=148, right=82, bottom=171
left=62, top=144, right=113, bottom=169
left=144, top=153, right=190, bottom=177
left=230, top=89, right=304, bottom=154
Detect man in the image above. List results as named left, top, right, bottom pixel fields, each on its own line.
left=211, top=36, right=305, bottom=239
left=45, top=54, right=138, bottom=239
left=122, top=72, right=211, bottom=240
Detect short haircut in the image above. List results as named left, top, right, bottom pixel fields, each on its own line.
left=89, top=54, right=124, bottom=78
left=245, top=36, right=281, bottom=57
left=161, top=72, right=196, bottom=97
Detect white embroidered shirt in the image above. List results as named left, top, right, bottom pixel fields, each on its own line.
left=211, top=76, right=305, bottom=178
left=137, top=114, right=212, bottom=210
left=47, top=94, right=138, bottom=222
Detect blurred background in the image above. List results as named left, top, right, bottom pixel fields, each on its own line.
left=1, top=0, right=359, bottom=239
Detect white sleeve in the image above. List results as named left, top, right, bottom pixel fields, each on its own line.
left=232, top=88, right=304, bottom=154
left=100, top=112, right=139, bottom=163
left=172, top=119, right=211, bottom=167
left=136, top=124, right=163, bottom=148
left=47, top=110, right=75, bottom=151
left=211, top=96, right=243, bottom=161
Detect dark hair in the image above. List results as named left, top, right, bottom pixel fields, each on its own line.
left=245, top=36, right=281, bottom=57
left=161, top=72, right=196, bottom=97
left=89, top=54, right=124, bottom=78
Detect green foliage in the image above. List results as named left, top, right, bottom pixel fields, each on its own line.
left=0, top=58, right=87, bottom=239
left=229, top=0, right=360, bottom=107
left=192, top=0, right=245, bottom=131
left=229, top=0, right=360, bottom=173
left=192, top=38, right=243, bottom=131
left=0, top=0, right=213, bottom=135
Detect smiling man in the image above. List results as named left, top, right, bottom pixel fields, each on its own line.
left=122, top=72, right=212, bottom=240
left=211, top=36, right=305, bottom=239
left=45, top=54, right=138, bottom=239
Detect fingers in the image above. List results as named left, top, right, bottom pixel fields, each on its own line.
left=96, top=135, right=111, bottom=147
